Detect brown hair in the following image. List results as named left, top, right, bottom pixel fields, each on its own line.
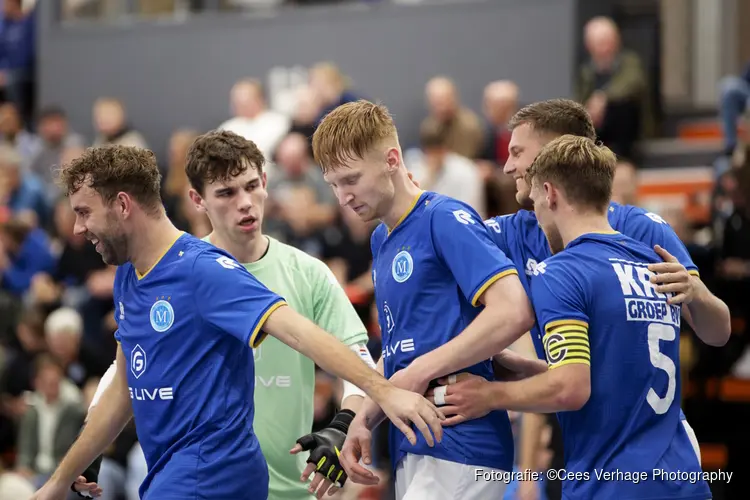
left=56, top=145, right=163, bottom=213
left=509, top=99, right=597, bottom=141
left=185, top=130, right=266, bottom=195
left=312, top=100, right=398, bottom=174
left=526, top=134, right=616, bottom=213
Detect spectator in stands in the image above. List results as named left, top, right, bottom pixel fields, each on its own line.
left=161, top=129, right=203, bottom=233
left=0, top=308, right=47, bottom=407
left=611, top=160, right=638, bottom=205
left=321, top=205, right=376, bottom=326
left=218, top=78, right=290, bottom=170
left=479, top=80, right=519, bottom=169
left=0, top=217, right=55, bottom=298
left=0, top=144, right=48, bottom=226
left=92, top=98, right=148, bottom=149
left=31, top=197, right=114, bottom=350
left=288, top=85, right=322, bottom=153
left=43, top=308, right=108, bottom=392
left=28, top=106, right=85, bottom=204
left=0, top=0, right=36, bottom=129
left=308, top=62, right=361, bottom=125
left=407, top=120, right=485, bottom=216
left=718, top=61, right=750, bottom=156
left=265, top=132, right=336, bottom=255
left=0, top=102, right=39, bottom=164
left=577, top=16, right=649, bottom=160
left=15, top=354, right=85, bottom=489
left=420, top=76, right=485, bottom=159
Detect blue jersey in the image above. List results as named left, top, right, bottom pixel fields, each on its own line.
left=372, top=192, right=517, bottom=473
left=113, top=233, right=286, bottom=499
left=484, top=202, right=699, bottom=359
left=530, top=232, right=710, bottom=500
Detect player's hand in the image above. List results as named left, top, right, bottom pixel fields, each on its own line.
left=338, top=418, right=380, bottom=486
left=426, top=373, right=493, bottom=426
left=407, top=171, right=421, bottom=188
left=71, top=476, right=103, bottom=498
left=493, top=350, right=548, bottom=381
left=291, top=410, right=353, bottom=498
left=377, top=386, right=444, bottom=447
left=648, top=245, right=695, bottom=304
left=388, top=364, right=430, bottom=396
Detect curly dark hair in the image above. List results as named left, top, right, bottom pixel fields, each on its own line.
left=56, top=145, right=163, bottom=213
left=185, top=130, right=266, bottom=195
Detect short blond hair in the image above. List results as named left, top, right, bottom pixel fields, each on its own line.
left=312, top=100, right=398, bottom=174
left=527, top=135, right=617, bottom=213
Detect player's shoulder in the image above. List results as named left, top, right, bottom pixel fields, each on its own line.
left=609, top=201, right=669, bottom=229
left=271, top=237, right=334, bottom=278
left=370, top=223, right=388, bottom=250
left=423, top=192, right=483, bottom=225
left=184, top=235, right=246, bottom=274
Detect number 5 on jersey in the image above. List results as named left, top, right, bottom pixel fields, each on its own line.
left=647, top=323, right=677, bottom=415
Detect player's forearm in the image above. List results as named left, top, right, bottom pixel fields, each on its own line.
left=488, top=366, right=590, bottom=413
left=265, top=309, right=393, bottom=405
left=517, top=412, right=544, bottom=472
left=686, top=277, right=731, bottom=346
left=353, top=358, right=387, bottom=430
left=49, top=383, right=132, bottom=486
left=341, top=395, right=364, bottom=413
left=493, top=349, right=548, bottom=379
left=412, top=299, right=534, bottom=382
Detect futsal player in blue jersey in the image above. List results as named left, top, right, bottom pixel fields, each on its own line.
left=31, top=146, right=445, bottom=500
left=425, top=99, right=730, bottom=498
left=444, top=135, right=711, bottom=499
left=311, top=100, right=536, bottom=499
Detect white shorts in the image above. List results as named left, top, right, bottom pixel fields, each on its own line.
left=682, top=419, right=701, bottom=465
left=394, top=453, right=508, bottom=500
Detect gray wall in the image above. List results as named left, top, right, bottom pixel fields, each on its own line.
left=38, top=0, right=577, bottom=160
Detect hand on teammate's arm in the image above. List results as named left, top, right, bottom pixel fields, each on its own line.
left=648, top=245, right=731, bottom=346
left=426, top=363, right=589, bottom=423
left=492, top=348, right=548, bottom=381
left=262, top=306, right=444, bottom=447
left=32, top=346, right=133, bottom=500
left=406, top=275, right=535, bottom=384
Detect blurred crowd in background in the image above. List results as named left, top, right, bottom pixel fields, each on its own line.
left=0, top=0, right=748, bottom=499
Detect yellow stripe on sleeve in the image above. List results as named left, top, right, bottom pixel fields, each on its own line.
left=688, top=270, right=700, bottom=278
left=543, top=320, right=590, bottom=369
left=471, top=268, right=518, bottom=306
left=248, top=301, right=287, bottom=348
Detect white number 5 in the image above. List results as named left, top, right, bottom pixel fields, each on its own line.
left=646, top=323, right=677, bottom=415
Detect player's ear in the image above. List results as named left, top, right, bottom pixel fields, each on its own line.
left=385, top=147, right=401, bottom=173
left=188, top=189, right=207, bottom=213
left=115, top=192, right=131, bottom=218
left=543, top=182, right=556, bottom=209
left=261, top=172, right=268, bottom=189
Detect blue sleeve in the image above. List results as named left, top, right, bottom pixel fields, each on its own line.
left=621, top=210, right=699, bottom=275
left=530, top=258, right=591, bottom=368
left=431, top=201, right=518, bottom=306
left=483, top=214, right=516, bottom=256
left=192, top=250, right=286, bottom=348
left=1, top=238, right=55, bottom=294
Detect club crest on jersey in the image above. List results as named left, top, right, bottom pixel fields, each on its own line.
left=150, top=297, right=175, bottom=333
left=131, top=344, right=147, bottom=379
left=392, top=250, right=413, bottom=283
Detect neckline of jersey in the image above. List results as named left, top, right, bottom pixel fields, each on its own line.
left=387, top=191, right=426, bottom=237
left=566, top=230, right=620, bottom=248
left=136, top=232, right=186, bottom=281
left=242, top=235, right=277, bottom=272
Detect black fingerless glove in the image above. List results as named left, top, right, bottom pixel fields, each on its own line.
left=295, top=409, right=355, bottom=487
